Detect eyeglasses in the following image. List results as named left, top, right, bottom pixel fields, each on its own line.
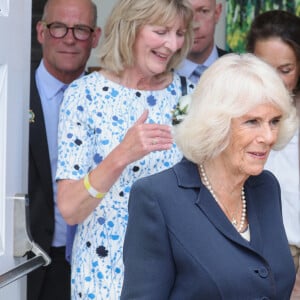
left=43, top=22, right=94, bottom=41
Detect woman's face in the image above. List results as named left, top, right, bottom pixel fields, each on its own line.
left=254, top=37, right=300, bottom=92
left=220, top=103, right=282, bottom=177
left=132, top=19, right=186, bottom=76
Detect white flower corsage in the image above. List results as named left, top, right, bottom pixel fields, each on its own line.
left=172, top=94, right=192, bottom=125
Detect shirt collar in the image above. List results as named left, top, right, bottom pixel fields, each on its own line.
left=178, top=45, right=219, bottom=78
left=36, top=60, right=66, bottom=100
left=35, top=59, right=84, bottom=100
left=205, top=46, right=219, bottom=67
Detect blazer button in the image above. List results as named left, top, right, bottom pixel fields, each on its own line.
left=258, top=267, right=268, bottom=278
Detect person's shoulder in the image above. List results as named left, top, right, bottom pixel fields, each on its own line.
left=132, top=160, right=188, bottom=192
left=246, top=171, right=282, bottom=211
left=132, top=158, right=194, bottom=190
left=66, top=71, right=102, bottom=95
left=77, top=71, right=102, bottom=82
left=135, top=165, right=176, bottom=187
left=216, top=47, right=230, bottom=57
left=247, top=170, right=280, bottom=189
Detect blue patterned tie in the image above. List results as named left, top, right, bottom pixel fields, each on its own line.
left=61, top=84, right=68, bottom=94
left=190, top=65, right=207, bottom=84
left=59, top=84, right=68, bottom=105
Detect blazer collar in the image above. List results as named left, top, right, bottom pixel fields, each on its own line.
left=173, top=158, right=264, bottom=254
left=173, top=158, right=201, bottom=188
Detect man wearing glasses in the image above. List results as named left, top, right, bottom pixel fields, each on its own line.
left=28, top=0, right=101, bottom=299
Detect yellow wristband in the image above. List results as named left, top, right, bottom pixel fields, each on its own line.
left=83, top=173, right=106, bottom=199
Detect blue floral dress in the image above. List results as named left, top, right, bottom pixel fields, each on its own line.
left=56, top=71, right=194, bottom=299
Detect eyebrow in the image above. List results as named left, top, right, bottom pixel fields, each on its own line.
left=242, top=112, right=283, bottom=120
left=278, top=63, right=295, bottom=68
left=49, top=21, right=94, bottom=27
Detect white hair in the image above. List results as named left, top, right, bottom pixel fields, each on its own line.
left=174, top=53, right=298, bottom=164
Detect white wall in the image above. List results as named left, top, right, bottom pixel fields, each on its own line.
left=87, top=0, right=227, bottom=68
left=215, top=0, right=227, bottom=49
left=87, top=0, right=115, bottom=68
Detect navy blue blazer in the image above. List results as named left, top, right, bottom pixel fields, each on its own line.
left=121, top=159, right=295, bottom=300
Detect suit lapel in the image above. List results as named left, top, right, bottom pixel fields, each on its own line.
left=29, top=70, right=53, bottom=200
left=174, top=159, right=264, bottom=253
left=195, top=188, right=252, bottom=249
left=243, top=184, right=264, bottom=253
left=217, top=47, right=229, bottom=57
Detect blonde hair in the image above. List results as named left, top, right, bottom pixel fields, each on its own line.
left=98, top=0, right=193, bottom=74
left=174, top=53, right=298, bottom=164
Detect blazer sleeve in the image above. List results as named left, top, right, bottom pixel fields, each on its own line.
left=121, top=177, right=175, bottom=300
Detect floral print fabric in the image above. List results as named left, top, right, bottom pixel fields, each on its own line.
left=56, top=71, right=194, bottom=299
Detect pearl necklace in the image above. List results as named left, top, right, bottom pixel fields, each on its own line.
left=199, top=164, right=247, bottom=233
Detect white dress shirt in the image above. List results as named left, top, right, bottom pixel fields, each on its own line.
left=265, top=130, right=300, bottom=247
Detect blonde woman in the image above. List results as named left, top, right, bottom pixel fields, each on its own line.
left=56, top=0, right=194, bottom=298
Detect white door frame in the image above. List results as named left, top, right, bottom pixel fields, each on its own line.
left=0, top=1, right=33, bottom=298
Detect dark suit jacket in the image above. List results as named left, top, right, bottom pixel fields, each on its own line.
left=27, top=65, right=56, bottom=299
left=28, top=66, right=54, bottom=254
left=121, top=159, right=295, bottom=300
left=217, top=46, right=229, bottom=57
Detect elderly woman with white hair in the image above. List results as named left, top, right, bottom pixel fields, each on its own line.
left=121, top=53, right=298, bottom=299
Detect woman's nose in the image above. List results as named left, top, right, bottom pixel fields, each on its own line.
left=257, top=125, right=277, bottom=145
left=165, top=35, right=181, bottom=52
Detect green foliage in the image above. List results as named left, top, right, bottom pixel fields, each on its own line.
left=226, top=0, right=300, bottom=53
